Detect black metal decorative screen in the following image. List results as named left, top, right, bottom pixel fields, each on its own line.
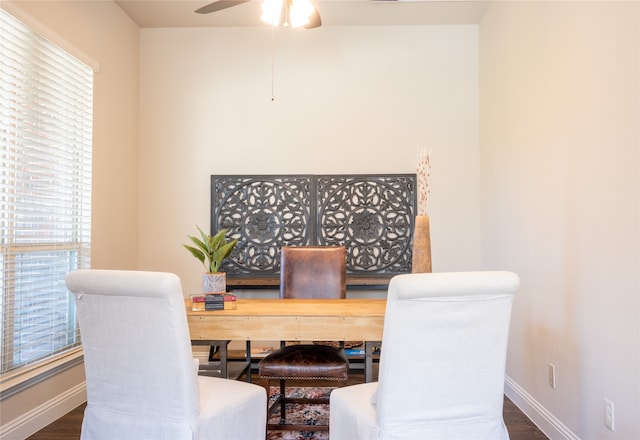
left=211, top=174, right=416, bottom=275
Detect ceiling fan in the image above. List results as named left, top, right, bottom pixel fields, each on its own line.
left=195, top=0, right=322, bottom=29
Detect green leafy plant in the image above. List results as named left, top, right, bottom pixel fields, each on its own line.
left=183, top=225, right=238, bottom=273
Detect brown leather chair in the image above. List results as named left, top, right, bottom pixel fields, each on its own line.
left=258, top=246, right=349, bottom=432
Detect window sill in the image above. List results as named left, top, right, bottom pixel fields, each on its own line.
left=0, top=348, right=84, bottom=400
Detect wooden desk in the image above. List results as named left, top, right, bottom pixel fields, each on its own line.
left=187, top=298, right=385, bottom=382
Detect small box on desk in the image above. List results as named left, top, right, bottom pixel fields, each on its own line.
left=190, top=294, right=237, bottom=311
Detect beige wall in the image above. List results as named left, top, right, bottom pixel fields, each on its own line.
left=3, top=1, right=639, bottom=439
left=480, top=1, right=639, bottom=438
left=0, top=1, right=139, bottom=437
left=137, top=25, right=482, bottom=294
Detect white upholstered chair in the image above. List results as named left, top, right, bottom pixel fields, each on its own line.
left=330, top=271, right=519, bottom=440
left=66, top=269, right=267, bottom=440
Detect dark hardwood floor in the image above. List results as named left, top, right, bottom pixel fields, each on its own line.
left=28, top=367, right=549, bottom=440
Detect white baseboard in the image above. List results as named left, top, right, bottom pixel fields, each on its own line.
left=505, top=375, right=580, bottom=440
left=1, top=381, right=86, bottom=440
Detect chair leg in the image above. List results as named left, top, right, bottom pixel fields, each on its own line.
left=265, top=381, right=283, bottom=418
left=279, top=379, right=286, bottom=423
left=264, top=378, right=333, bottom=432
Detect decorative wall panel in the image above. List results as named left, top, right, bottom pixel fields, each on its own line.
left=211, top=174, right=416, bottom=275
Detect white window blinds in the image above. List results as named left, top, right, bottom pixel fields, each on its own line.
left=0, top=9, right=93, bottom=374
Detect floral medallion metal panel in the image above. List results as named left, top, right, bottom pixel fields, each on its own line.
left=211, top=175, right=313, bottom=275
left=316, top=175, right=414, bottom=274
left=211, top=174, right=415, bottom=275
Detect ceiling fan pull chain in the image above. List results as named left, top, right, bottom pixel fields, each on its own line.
left=271, top=27, right=276, bottom=101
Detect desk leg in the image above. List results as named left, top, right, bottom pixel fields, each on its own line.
left=364, top=341, right=373, bottom=383
left=246, top=340, right=252, bottom=383
left=192, top=340, right=230, bottom=378
left=219, top=342, right=228, bottom=378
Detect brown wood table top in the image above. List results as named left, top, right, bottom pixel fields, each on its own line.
left=186, top=298, right=386, bottom=341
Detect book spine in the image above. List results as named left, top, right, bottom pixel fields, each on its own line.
left=345, top=349, right=366, bottom=356
left=205, top=302, right=224, bottom=310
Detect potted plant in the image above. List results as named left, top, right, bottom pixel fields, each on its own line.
left=184, top=225, right=238, bottom=293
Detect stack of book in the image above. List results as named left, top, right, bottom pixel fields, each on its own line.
left=190, top=293, right=237, bottom=311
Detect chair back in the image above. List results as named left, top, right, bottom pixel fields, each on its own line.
left=376, top=271, right=519, bottom=439
left=66, top=270, right=200, bottom=437
left=280, top=246, right=346, bottom=299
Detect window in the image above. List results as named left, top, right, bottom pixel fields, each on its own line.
left=0, top=9, right=93, bottom=375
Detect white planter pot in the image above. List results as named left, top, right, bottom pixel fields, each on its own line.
left=203, top=272, right=226, bottom=293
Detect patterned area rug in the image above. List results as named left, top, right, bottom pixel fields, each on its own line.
left=266, top=387, right=332, bottom=440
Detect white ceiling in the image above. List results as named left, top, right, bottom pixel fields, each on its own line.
left=116, top=0, right=490, bottom=28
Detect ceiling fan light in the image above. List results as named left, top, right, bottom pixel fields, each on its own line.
left=261, top=0, right=284, bottom=26
left=261, top=0, right=315, bottom=28
left=289, top=0, right=314, bottom=27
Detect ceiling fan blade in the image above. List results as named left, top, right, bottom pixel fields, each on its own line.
left=195, top=0, right=250, bottom=14
left=304, top=9, right=322, bottom=29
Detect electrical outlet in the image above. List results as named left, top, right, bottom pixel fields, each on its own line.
left=605, top=399, right=615, bottom=431
left=548, top=364, right=556, bottom=389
